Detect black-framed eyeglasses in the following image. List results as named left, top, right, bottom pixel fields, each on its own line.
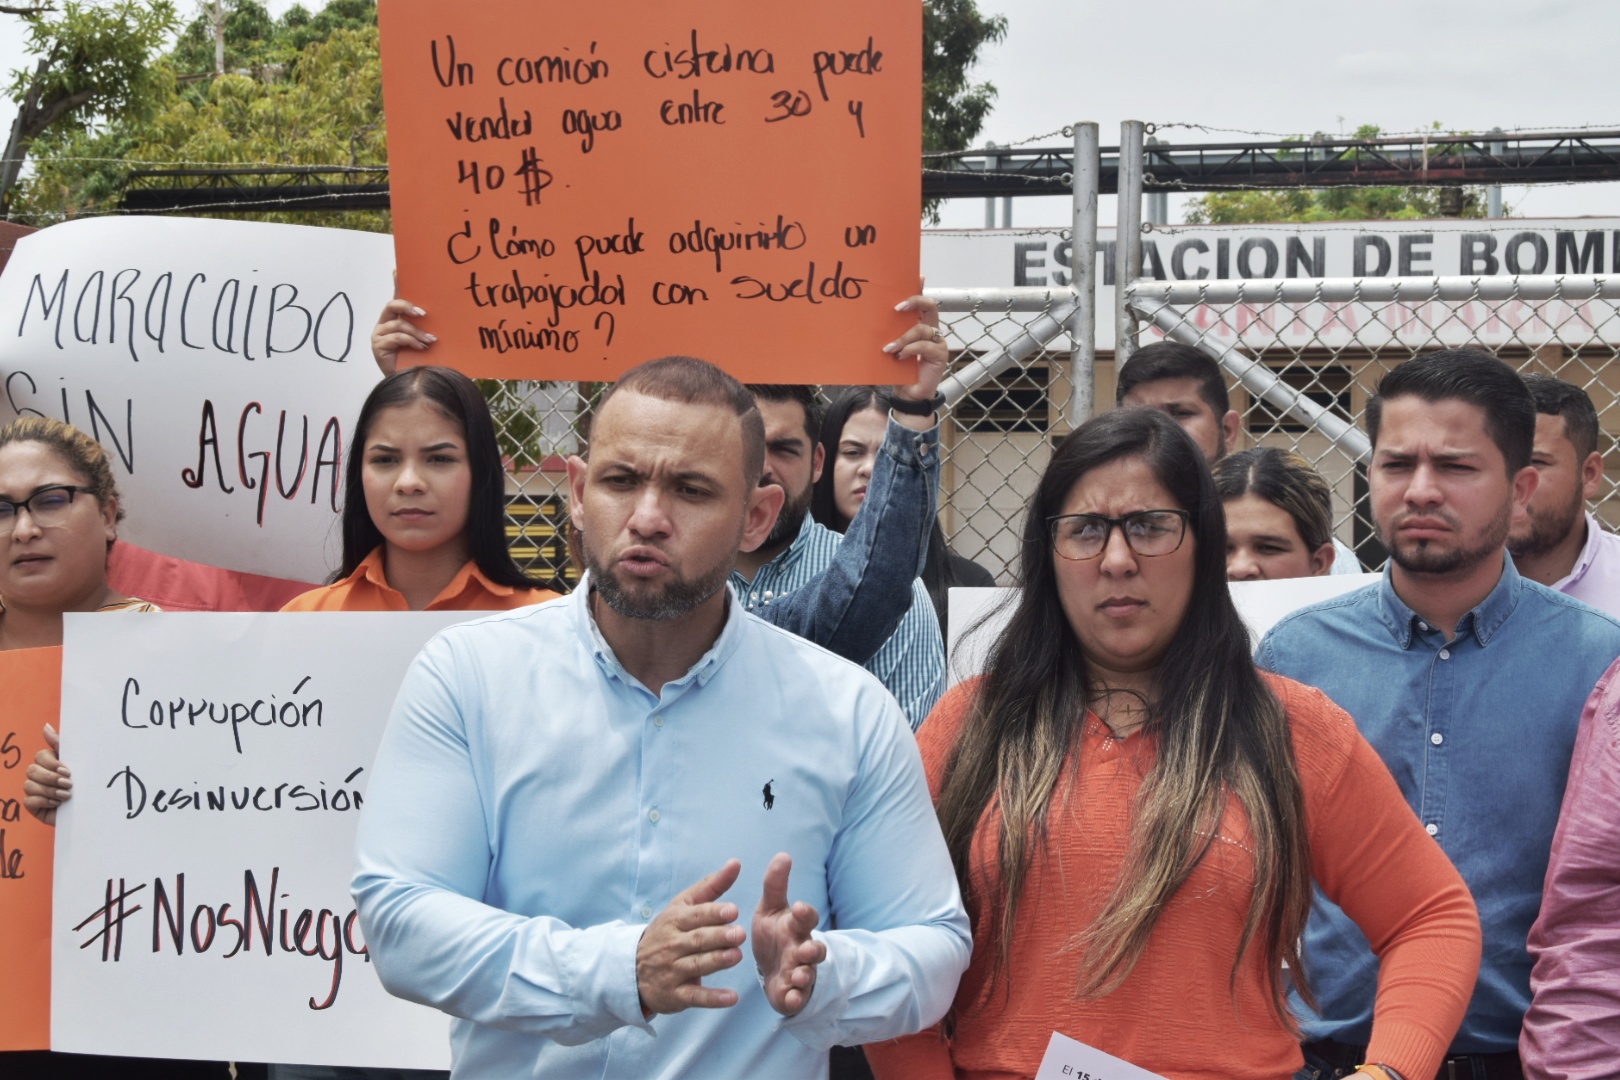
left=1048, top=509, right=1190, bottom=561
left=0, top=485, right=96, bottom=536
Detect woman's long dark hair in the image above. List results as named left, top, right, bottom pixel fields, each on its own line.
left=811, top=385, right=885, bottom=531
left=335, top=366, right=533, bottom=590
left=933, top=407, right=1313, bottom=1022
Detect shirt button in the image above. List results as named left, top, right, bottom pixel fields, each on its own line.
left=1418, top=621, right=1429, bottom=631
left=648, top=808, right=661, bottom=823
left=1431, top=732, right=1444, bottom=745
left=763, top=590, right=774, bottom=602
left=639, top=905, right=653, bottom=920
left=1425, top=823, right=1439, bottom=836
left=653, top=714, right=664, bottom=728
left=1439, top=648, right=1451, bottom=660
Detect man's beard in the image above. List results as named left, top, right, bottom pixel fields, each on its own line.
left=1508, top=486, right=1584, bottom=560
left=761, top=481, right=813, bottom=550
left=584, top=539, right=735, bottom=621
left=1382, top=503, right=1511, bottom=576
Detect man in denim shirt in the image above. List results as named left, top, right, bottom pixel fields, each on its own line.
left=1257, top=350, right=1620, bottom=1080
left=732, top=382, right=944, bottom=728
left=728, top=296, right=949, bottom=728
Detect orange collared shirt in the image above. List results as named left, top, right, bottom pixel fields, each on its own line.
left=279, top=548, right=561, bottom=612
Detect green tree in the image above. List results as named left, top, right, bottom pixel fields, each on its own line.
left=130, top=22, right=388, bottom=230
left=166, top=0, right=376, bottom=91
left=924, top=0, right=1007, bottom=154
left=1, top=0, right=179, bottom=216
left=14, top=0, right=1000, bottom=228
left=923, top=0, right=1006, bottom=221
left=1184, top=125, right=1498, bottom=224
left=10, top=0, right=389, bottom=230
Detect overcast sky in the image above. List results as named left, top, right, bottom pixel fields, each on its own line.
left=5, top=0, right=1619, bottom=227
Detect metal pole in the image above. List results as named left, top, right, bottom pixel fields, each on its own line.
left=1487, top=127, right=1504, bottom=219
left=1068, top=122, right=1099, bottom=428
left=1115, top=120, right=1145, bottom=365
left=1144, top=136, right=1167, bottom=225
left=938, top=301, right=1078, bottom=406
left=983, top=142, right=997, bottom=228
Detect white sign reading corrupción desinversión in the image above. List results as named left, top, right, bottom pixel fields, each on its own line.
left=0, top=218, right=393, bottom=582
left=51, top=612, right=492, bottom=1068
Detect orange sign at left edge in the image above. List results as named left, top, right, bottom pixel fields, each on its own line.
left=378, top=0, right=922, bottom=383
left=0, top=646, right=61, bottom=1051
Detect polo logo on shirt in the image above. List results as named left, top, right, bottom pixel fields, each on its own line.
left=762, top=780, right=775, bottom=810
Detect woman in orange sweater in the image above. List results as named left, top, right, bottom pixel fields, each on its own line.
left=865, top=408, right=1481, bottom=1080
left=282, top=365, right=558, bottom=613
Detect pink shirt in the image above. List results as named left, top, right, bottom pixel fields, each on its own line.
left=1522, top=655, right=1620, bottom=1080
left=1550, top=512, right=1620, bottom=618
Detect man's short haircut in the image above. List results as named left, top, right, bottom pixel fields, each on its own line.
left=602, top=356, right=766, bottom=486
left=1523, top=373, right=1602, bottom=460
left=1115, top=341, right=1231, bottom=417
left=1366, top=348, right=1535, bottom=473
left=746, top=384, right=823, bottom=444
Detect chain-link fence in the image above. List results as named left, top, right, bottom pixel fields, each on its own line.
left=482, top=274, right=1620, bottom=590
left=1126, top=275, right=1620, bottom=569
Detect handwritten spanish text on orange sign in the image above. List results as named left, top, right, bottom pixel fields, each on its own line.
left=0, top=646, right=60, bottom=1051
left=379, top=0, right=921, bottom=382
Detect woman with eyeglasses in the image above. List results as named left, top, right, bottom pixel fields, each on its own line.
left=8, top=417, right=157, bottom=825
left=1215, top=446, right=1340, bottom=581
left=865, top=407, right=1481, bottom=1080
left=6, top=417, right=239, bottom=1080
left=0, top=417, right=155, bottom=645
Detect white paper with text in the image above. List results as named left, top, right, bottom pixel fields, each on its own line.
left=0, top=218, right=392, bottom=581
left=50, top=611, right=487, bottom=1067
left=1033, top=1031, right=1168, bottom=1080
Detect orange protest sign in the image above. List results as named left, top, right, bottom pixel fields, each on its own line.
left=379, top=0, right=921, bottom=383
left=0, top=646, right=60, bottom=1051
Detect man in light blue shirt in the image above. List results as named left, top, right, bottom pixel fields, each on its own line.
left=354, top=355, right=970, bottom=1079
left=1257, top=350, right=1620, bottom=1080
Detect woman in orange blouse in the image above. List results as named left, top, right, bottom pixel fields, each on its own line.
left=865, top=408, right=1481, bottom=1080
left=282, top=365, right=558, bottom=613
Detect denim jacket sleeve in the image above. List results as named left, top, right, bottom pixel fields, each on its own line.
left=759, top=415, right=939, bottom=665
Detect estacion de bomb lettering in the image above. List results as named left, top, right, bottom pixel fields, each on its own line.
left=1007, top=228, right=1620, bottom=286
